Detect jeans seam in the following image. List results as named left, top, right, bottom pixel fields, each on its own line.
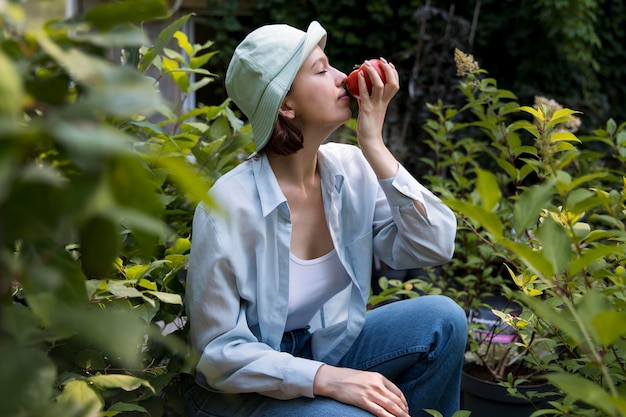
left=359, top=346, right=428, bottom=369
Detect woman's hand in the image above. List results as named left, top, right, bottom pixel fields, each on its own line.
left=313, top=364, right=410, bottom=417
left=355, top=58, right=400, bottom=180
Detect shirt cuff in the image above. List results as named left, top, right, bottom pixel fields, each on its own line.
left=282, top=357, right=325, bottom=398
left=378, top=163, right=427, bottom=206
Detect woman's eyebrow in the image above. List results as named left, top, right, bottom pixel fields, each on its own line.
left=309, top=56, right=328, bottom=70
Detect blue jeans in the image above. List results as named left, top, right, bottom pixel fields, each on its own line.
left=185, top=295, right=467, bottom=417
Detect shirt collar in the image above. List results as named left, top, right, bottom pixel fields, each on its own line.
left=252, top=154, right=287, bottom=217
left=251, top=145, right=346, bottom=217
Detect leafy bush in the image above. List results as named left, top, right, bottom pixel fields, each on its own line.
left=0, top=1, right=252, bottom=415
left=444, top=48, right=626, bottom=416
left=379, top=47, right=626, bottom=416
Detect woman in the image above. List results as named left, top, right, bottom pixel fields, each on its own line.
left=185, top=20, right=467, bottom=417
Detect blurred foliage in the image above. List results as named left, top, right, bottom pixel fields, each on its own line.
left=0, top=0, right=253, bottom=415
left=22, top=0, right=66, bottom=30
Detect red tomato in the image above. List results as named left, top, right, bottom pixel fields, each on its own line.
left=345, top=59, right=387, bottom=98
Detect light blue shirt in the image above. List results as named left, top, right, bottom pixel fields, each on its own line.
left=186, top=142, right=457, bottom=400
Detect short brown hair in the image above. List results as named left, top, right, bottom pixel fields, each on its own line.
left=263, top=114, right=304, bottom=155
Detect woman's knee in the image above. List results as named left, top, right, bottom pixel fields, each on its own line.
left=403, top=295, right=468, bottom=347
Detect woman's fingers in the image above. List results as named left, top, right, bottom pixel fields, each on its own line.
left=357, top=59, right=399, bottom=102
left=314, top=365, right=410, bottom=416
left=371, top=393, right=409, bottom=417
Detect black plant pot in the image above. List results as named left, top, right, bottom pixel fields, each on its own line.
left=461, top=369, right=553, bottom=417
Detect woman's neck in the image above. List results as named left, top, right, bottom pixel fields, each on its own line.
left=267, top=143, right=320, bottom=188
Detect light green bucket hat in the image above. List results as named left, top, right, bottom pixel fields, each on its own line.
left=225, top=21, right=327, bottom=152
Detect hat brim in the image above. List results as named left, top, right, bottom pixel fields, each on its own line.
left=251, top=21, right=327, bottom=153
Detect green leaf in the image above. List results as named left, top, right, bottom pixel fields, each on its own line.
left=162, top=56, right=190, bottom=93
left=85, top=0, right=169, bottom=30
left=37, top=32, right=161, bottom=118
left=72, top=24, right=149, bottom=47
left=166, top=237, right=192, bottom=255
left=173, top=31, right=193, bottom=56
left=593, top=311, right=626, bottom=345
left=73, top=73, right=161, bottom=118
left=536, top=217, right=572, bottom=275
left=56, top=380, right=103, bottom=416
left=149, top=155, right=213, bottom=205
left=495, top=157, right=518, bottom=181
left=24, top=251, right=88, bottom=309
left=50, top=119, right=133, bottom=156
left=188, top=76, right=214, bottom=93
left=138, top=278, right=158, bottom=291
left=80, top=216, right=121, bottom=277
left=575, top=290, right=611, bottom=346
left=107, top=402, right=149, bottom=413
left=513, top=182, right=554, bottom=234
left=551, top=131, right=581, bottom=143
left=146, top=290, right=183, bottom=305
left=547, top=108, right=582, bottom=128
left=126, top=264, right=151, bottom=280
left=446, top=199, right=503, bottom=238
left=546, top=373, right=619, bottom=416
left=565, top=188, right=603, bottom=214
left=88, top=374, right=155, bottom=393
left=0, top=345, right=56, bottom=417
left=521, top=296, right=581, bottom=346
left=0, top=50, right=24, bottom=117
left=107, top=281, right=144, bottom=299
left=475, top=168, right=500, bottom=212
left=519, top=105, right=544, bottom=121
left=568, top=244, right=623, bottom=275
left=0, top=149, right=18, bottom=203
left=191, top=50, right=219, bottom=69
left=116, top=206, right=172, bottom=241
left=75, top=349, right=106, bottom=371
left=108, top=155, right=163, bottom=218
left=500, top=240, right=555, bottom=279
left=25, top=298, right=145, bottom=367
left=139, top=13, right=192, bottom=73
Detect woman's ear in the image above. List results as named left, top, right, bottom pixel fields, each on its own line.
left=279, top=101, right=296, bottom=119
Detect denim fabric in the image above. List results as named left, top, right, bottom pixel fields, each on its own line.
left=185, top=295, right=467, bottom=417
left=280, top=326, right=313, bottom=358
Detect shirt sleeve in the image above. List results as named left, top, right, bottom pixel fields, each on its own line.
left=186, top=204, right=325, bottom=399
left=373, top=163, right=457, bottom=269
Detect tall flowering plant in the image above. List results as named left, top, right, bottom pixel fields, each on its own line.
left=433, top=48, right=626, bottom=416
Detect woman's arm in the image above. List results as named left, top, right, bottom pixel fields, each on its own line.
left=354, top=58, right=427, bottom=218
left=352, top=59, right=456, bottom=268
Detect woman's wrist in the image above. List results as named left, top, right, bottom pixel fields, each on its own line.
left=360, top=141, right=398, bottom=179
left=313, top=364, right=332, bottom=397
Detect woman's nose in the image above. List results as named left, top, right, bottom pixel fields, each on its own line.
left=335, top=68, right=347, bottom=85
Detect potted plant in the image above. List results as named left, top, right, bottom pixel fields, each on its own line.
left=430, top=49, right=626, bottom=416
left=372, top=48, right=626, bottom=416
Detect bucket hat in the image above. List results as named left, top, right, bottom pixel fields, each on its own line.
left=225, top=21, right=327, bottom=152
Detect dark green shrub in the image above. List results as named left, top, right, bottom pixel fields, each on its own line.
left=0, top=1, right=252, bottom=415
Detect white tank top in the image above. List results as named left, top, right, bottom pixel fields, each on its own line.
left=285, top=249, right=351, bottom=331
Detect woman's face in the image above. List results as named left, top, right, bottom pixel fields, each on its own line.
left=283, top=46, right=352, bottom=136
